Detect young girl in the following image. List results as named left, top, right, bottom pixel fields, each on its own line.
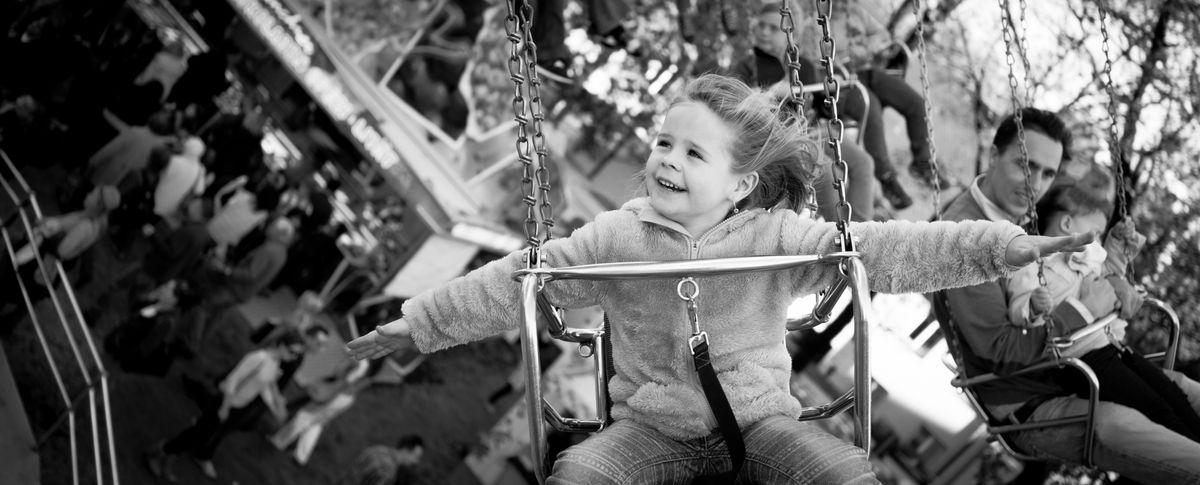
left=348, top=74, right=1091, bottom=484
left=1007, top=184, right=1200, bottom=443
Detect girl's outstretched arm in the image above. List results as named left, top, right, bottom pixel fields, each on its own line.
left=1004, top=232, right=1096, bottom=267
left=346, top=318, right=412, bottom=361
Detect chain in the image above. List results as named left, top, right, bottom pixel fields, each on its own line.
left=503, top=0, right=555, bottom=264
left=998, top=0, right=1044, bottom=286
left=778, top=2, right=806, bottom=107
left=503, top=0, right=538, bottom=252
left=911, top=0, right=942, bottom=220
left=778, top=1, right=816, bottom=212
left=519, top=1, right=556, bottom=247
left=813, top=0, right=854, bottom=252
left=1017, top=0, right=1032, bottom=106
left=1097, top=5, right=1135, bottom=279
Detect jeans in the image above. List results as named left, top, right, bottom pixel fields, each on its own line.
left=813, top=141, right=874, bottom=222
left=548, top=415, right=878, bottom=484
left=1010, top=368, right=1200, bottom=483
left=838, top=69, right=930, bottom=180
left=1064, top=347, right=1200, bottom=442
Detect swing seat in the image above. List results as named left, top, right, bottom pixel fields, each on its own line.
left=932, top=291, right=1181, bottom=467
left=514, top=251, right=874, bottom=484
left=800, top=70, right=872, bottom=147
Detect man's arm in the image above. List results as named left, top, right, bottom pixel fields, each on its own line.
left=945, top=281, right=1051, bottom=373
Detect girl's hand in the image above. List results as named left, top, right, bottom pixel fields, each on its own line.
left=346, top=318, right=413, bottom=361
left=1005, top=232, right=1096, bottom=267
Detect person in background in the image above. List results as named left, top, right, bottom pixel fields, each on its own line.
left=205, top=174, right=283, bottom=260
left=153, top=136, right=208, bottom=227
left=938, top=107, right=1200, bottom=483
left=147, top=330, right=306, bottom=481
left=185, top=217, right=296, bottom=349
left=0, top=185, right=120, bottom=322
left=84, top=108, right=176, bottom=198
left=731, top=4, right=879, bottom=219
left=1005, top=184, right=1200, bottom=444
left=340, top=435, right=426, bottom=485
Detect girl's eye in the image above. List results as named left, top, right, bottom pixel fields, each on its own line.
left=656, top=140, right=671, bottom=149
left=688, top=150, right=703, bottom=159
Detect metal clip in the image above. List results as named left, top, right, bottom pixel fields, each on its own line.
left=689, top=331, right=709, bottom=354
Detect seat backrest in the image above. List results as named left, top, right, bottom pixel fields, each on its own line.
left=930, top=290, right=1005, bottom=427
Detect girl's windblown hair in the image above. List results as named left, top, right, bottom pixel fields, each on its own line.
left=673, top=74, right=823, bottom=212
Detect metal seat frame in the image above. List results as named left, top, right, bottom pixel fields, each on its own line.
left=512, top=252, right=874, bottom=483
left=933, top=290, right=1180, bottom=467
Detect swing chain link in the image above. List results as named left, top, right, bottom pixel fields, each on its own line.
left=910, top=0, right=942, bottom=219
left=519, top=1, right=557, bottom=247
left=778, top=2, right=817, bottom=213
left=1097, top=8, right=1130, bottom=229
left=503, top=0, right=555, bottom=262
left=1017, top=0, right=1032, bottom=106
left=998, top=0, right=1044, bottom=287
left=813, top=0, right=855, bottom=253
left=1097, top=5, right=1136, bottom=280
left=778, top=2, right=806, bottom=106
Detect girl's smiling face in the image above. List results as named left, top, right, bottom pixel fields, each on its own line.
left=645, top=101, right=758, bottom=236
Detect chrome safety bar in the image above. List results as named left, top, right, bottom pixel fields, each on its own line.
left=517, top=253, right=874, bottom=483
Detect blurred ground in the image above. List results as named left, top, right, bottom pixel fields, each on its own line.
left=1, top=163, right=531, bottom=485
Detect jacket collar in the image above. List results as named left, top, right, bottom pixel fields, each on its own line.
left=969, top=175, right=1027, bottom=225
left=624, top=197, right=753, bottom=240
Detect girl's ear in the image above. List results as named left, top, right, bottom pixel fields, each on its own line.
left=731, top=172, right=759, bottom=204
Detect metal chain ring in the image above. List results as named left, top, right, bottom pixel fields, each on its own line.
left=998, top=0, right=1044, bottom=286
left=813, top=0, right=855, bottom=252
left=911, top=0, right=942, bottom=219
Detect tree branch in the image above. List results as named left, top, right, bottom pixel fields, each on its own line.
left=1116, top=0, right=1175, bottom=208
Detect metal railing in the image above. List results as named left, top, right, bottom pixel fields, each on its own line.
left=0, top=150, right=119, bottom=485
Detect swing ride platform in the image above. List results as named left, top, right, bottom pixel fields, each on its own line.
left=0, top=341, right=40, bottom=485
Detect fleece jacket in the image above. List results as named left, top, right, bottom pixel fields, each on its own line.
left=404, top=197, right=1026, bottom=440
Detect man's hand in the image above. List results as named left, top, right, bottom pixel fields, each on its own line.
left=1030, top=287, right=1052, bottom=317
left=346, top=318, right=414, bottom=361
left=1005, top=232, right=1097, bottom=267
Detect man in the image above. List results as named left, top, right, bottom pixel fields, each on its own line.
left=939, top=107, right=1200, bottom=482
left=185, top=217, right=295, bottom=349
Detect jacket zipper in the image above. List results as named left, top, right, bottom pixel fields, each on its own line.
left=685, top=210, right=752, bottom=259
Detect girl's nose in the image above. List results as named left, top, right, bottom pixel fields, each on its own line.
left=662, top=151, right=681, bottom=170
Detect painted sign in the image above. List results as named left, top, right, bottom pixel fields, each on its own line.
left=229, top=0, right=412, bottom=189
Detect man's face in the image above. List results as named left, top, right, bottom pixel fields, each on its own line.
left=983, top=130, right=1064, bottom=220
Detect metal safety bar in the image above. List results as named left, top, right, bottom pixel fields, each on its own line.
left=0, top=150, right=120, bottom=484
left=951, top=357, right=1100, bottom=466
left=514, top=252, right=859, bottom=281
left=516, top=254, right=874, bottom=483
left=1142, top=297, right=1180, bottom=369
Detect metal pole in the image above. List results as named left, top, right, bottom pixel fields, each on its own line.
left=520, top=274, right=548, bottom=484
left=846, top=257, right=872, bottom=453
